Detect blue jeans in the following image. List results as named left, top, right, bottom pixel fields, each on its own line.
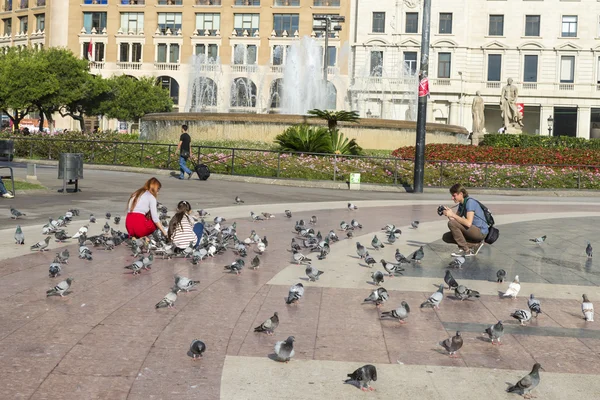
left=0, top=178, right=7, bottom=195
left=179, top=156, right=192, bottom=179
left=193, top=222, right=205, bottom=248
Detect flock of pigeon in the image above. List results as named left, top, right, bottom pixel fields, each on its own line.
left=8, top=200, right=597, bottom=397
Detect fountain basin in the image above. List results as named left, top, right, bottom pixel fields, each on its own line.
left=140, top=113, right=469, bottom=150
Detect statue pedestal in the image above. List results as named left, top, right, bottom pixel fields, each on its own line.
left=505, top=123, right=522, bottom=135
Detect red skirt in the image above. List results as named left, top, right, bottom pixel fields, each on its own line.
left=125, top=212, right=157, bottom=238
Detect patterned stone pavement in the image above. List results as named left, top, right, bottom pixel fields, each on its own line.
left=1, top=169, right=600, bottom=399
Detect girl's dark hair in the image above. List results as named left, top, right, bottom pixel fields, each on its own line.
left=167, top=200, right=192, bottom=242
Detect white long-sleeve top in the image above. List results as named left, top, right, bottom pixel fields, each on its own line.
left=128, top=191, right=159, bottom=223
left=171, top=215, right=197, bottom=248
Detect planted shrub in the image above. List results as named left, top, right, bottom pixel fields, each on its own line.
left=274, top=124, right=331, bottom=153
left=481, top=134, right=600, bottom=149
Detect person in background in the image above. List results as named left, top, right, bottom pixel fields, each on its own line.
left=168, top=200, right=205, bottom=250
left=0, top=177, right=14, bottom=198
left=125, top=177, right=168, bottom=239
left=177, top=124, right=193, bottom=180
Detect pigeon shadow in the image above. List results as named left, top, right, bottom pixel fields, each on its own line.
left=343, top=380, right=362, bottom=390
left=348, top=255, right=362, bottom=259
left=432, top=348, right=448, bottom=356
left=367, top=281, right=380, bottom=286
left=299, top=277, right=310, bottom=282
left=476, top=336, right=492, bottom=343
left=406, top=240, right=428, bottom=247
left=358, top=263, right=373, bottom=268
left=267, top=353, right=284, bottom=362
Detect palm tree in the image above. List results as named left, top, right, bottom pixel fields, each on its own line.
left=307, top=109, right=360, bottom=132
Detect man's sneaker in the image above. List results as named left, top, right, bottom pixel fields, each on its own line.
left=1, top=192, right=14, bottom=199
left=451, top=248, right=471, bottom=257
left=472, top=241, right=484, bottom=255
left=187, top=172, right=193, bottom=180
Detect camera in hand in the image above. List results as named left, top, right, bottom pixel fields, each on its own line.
left=437, top=205, right=446, bottom=216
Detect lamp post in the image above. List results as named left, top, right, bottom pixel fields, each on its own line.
left=313, top=14, right=345, bottom=83
left=547, top=115, right=554, bottom=136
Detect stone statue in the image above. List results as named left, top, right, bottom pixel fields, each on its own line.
left=471, top=91, right=485, bottom=135
left=500, top=78, right=523, bottom=132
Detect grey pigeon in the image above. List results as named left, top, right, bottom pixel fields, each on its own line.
left=105, top=212, right=111, bottom=219
left=31, top=236, right=50, bottom=251
left=529, top=235, right=546, bottom=244
left=421, top=284, right=444, bottom=309
left=345, top=364, right=377, bottom=392
left=189, top=339, right=206, bottom=360
left=386, top=231, right=396, bottom=244
left=527, top=294, right=542, bottom=317
left=371, top=271, right=385, bottom=286
left=410, top=246, right=425, bottom=263
left=395, top=249, right=409, bottom=263
left=511, top=309, right=532, bottom=325
left=141, top=253, right=154, bottom=269
left=507, top=363, right=542, bottom=398
left=14, top=225, right=24, bottom=245
left=286, top=283, right=304, bottom=304
left=364, top=287, right=389, bottom=307
left=56, top=249, right=70, bottom=264
left=411, top=220, right=419, bottom=229
left=198, top=209, right=210, bottom=217
left=586, top=242, right=593, bottom=258
left=113, top=216, right=121, bottom=225
left=356, top=242, right=366, bottom=259
left=439, top=331, right=463, bottom=357
left=347, top=202, right=358, bottom=210
left=251, top=255, right=261, bottom=270
left=235, top=195, right=245, bottom=204
left=155, top=288, right=178, bottom=308
left=250, top=211, right=264, bottom=221
left=89, top=214, right=96, bottom=223
left=46, top=277, right=73, bottom=297
left=364, top=252, right=376, bottom=267
left=292, top=250, right=311, bottom=264
left=380, top=259, right=404, bottom=277
left=582, top=294, right=594, bottom=322
left=444, top=270, right=459, bottom=289
left=350, top=219, right=362, bottom=229
left=305, top=265, right=324, bottom=281
left=254, top=312, right=279, bottom=335
left=448, top=256, right=465, bottom=269
left=454, top=285, right=480, bottom=301
left=346, top=231, right=354, bottom=239
left=10, top=206, right=26, bottom=219
left=284, top=209, right=292, bottom=218
left=125, top=260, right=144, bottom=275
left=371, top=235, right=384, bottom=250
left=497, top=269, right=507, bottom=283
left=380, top=301, right=410, bottom=323
left=48, top=259, right=62, bottom=278
left=261, top=212, right=275, bottom=220
left=484, top=321, right=504, bottom=344
left=274, top=336, right=295, bottom=362
left=54, top=230, right=70, bottom=242
left=224, top=259, right=245, bottom=275
left=175, top=275, right=200, bottom=292
left=309, top=215, right=317, bottom=225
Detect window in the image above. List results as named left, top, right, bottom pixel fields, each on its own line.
left=83, top=42, right=105, bottom=61
left=562, top=15, right=577, bottom=37
left=157, top=76, right=179, bottom=105
left=247, top=44, right=257, bottom=64
left=234, top=0, right=260, bottom=5
left=273, top=13, right=298, bottom=37
left=327, top=46, right=336, bottom=67
left=234, top=13, right=259, bottom=36
left=370, top=50, right=383, bottom=76
left=120, top=43, right=129, bottom=62
left=18, top=16, right=27, bottom=34
left=233, top=43, right=256, bottom=64
left=195, top=43, right=218, bottom=61
left=120, top=12, right=144, bottom=34
left=158, top=0, right=182, bottom=4
left=196, top=13, right=220, bottom=36
left=597, top=57, right=600, bottom=83
left=83, top=12, right=107, bottom=34
left=35, top=14, right=44, bottom=32
left=487, top=54, right=502, bottom=81
left=437, top=52, right=451, bottom=78
left=525, top=15, right=540, bottom=37
left=439, top=13, right=452, bottom=34
left=372, top=12, right=385, bottom=33
left=523, top=55, right=538, bottom=82
left=489, top=15, right=503, bottom=36
left=158, top=12, right=182, bottom=34
left=2, top=18, right=11, bottom=36
left=119, top=43, right=142, bottom=62
left=157, top=43, right=167, bottom=62
left=169, top=43, right=179, bottom=63
left=272, top=45, right=284, bottom=65
left=405, top=12, right=418, bottom=33
left=404, top=51, right=417, bottom=75
left=560, top=55, right=575, bottom=83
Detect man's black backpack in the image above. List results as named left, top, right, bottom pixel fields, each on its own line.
left=468, top=198, right=499, bottom=244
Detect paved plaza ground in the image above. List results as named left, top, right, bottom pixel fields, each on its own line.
left=1, top=161, right=600, bottom=399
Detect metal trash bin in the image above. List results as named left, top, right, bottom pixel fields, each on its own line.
left=58, top=153, right=84, bottom=193
left=0, top=139, right=14, bottom=161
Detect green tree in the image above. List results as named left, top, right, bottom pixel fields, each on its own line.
left=98, top=76, right=173, bottom=123
left=59, top=74, right=112, bottom=132
left=0, top=48, right=58, bottom=130
left=307, top=109, right=360, bottom=132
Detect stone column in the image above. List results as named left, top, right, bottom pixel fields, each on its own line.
left=577, top=106, right=591, bottom=139
left=449, top=101, right=459, bottom=125
left=540, top=105, right=554, bottom=136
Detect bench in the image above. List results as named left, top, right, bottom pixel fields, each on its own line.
left=0, top=166, right=15, bottom=197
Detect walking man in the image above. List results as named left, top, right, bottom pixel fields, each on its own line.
left=177, top=124, right=193, bottom=180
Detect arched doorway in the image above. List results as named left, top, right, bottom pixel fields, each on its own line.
left=156, top=76, right=180, bottom=105
left=230, top=77, right=257, bottom=108
left=189, top=77, right=217, bottom=111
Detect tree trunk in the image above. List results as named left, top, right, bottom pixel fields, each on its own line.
left=38, top=107, right=45, bottom=132
left=3, top=109, right=27, bottom=131
left=43, top=110, right=55, bottom=134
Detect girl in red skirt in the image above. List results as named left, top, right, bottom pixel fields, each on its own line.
left=125, top=177, right=168, bottom=239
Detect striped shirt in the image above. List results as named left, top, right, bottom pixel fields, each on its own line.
left=171, top=215, right=197, bottom=249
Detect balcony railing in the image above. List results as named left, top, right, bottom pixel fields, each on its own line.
left=82, top=0, right=108, bottom=4
left=433, top=78, right=451, bottom=86
left=117, top=62, right=142, bottom=70
left=157, top=0, right=182, bottom=4
left=313, top=0, right=340, bottom=6
left=154, top=62, right=180, bottom=70
left=231, top=64, right=258, bottom=73
left=559, top=83, right=574, bottom=91
left=120, top=0, right=145, bottom=4
left=270, top=65, right=284, bottom=73
left=234, top=0, right=259, bottom=5
left=274, top=0, right=299, bottom=5
left=522, top=83, right=537, bottom=90
left=18, top=0, right=27, bottom=9
left=195, top=0, right=221, bottom=5
left=89, top=61, right=105, bottom=69
left=35, top=0, right=45, bottom=6
left=486, top=81, right=501, bottom=89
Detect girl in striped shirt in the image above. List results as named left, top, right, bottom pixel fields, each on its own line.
left=167, top=201, right=204, bottom=250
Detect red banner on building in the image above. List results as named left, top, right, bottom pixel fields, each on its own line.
left=517, top=103, right=524, bottom=118
left=418, top=77, right=430, bottom=97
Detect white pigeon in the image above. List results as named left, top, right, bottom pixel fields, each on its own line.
left=256, top=241, right=266, bottom=253
left=71, top=225, right=89, bottom=239
left=582, top=294, right=594, bottom=322
left=503, top=275, right=521, bottom=299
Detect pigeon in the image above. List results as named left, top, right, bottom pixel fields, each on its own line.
left=356, top=242, right=366, bottom=259
left=421, top=284, right=444, bottom=309
left=31, top=237, right=50, bottom=251
left=371, top=271, right=385, bottom=286
left=439, top=331, right=463, bottom=357
left=89, top=214, right=96, bottom=223
left=345, top=364, right=377, bottom=392
left=125, top=260, right=145, bottom=275
left=286, top=283, right=304, bottom=304
left=371, top=235, right=384, bottom=250
left=245, top=255, right=259, bottom=270
left=274, top=336, right=295, bottom=362
left=10, top=207, right=26, bottom=219
left=155, top=288, right=178, bottom=308
left=102, top=222, right=110, bottom=235
left=46, top=277, right=73, bottom=297
left=309, top=215, right=317, bottom=225
left=507, top=363, right=542, bottom=398
left=448, top=256, right=465, bottom=269
left=56, top=249, right=70, bottom=264
left=340, top=221, right=353, bottom=231
left=484, top=321, right=504, bottom=345
left=586, top=242, right=593, bottom=258
left=380, top=301, right=410, bottom=323
left=444, top=270, right=459, bottom=289
left=346, top=231, right=354, bottom=239
left=235, top=196, right=244, bottom=204
left=528, top=294, right=542, bottom=317
left=582, top=294, right=594, bottom=321
left=49, top=259, right=62, bottom=278
left=364, top=287, right=389, bottom=307
left=254, top=312, right=279, bottom=335
left=364, top=252, right=376, bottom=267
left=189, top=339, right=206, bottom=360
left=198, top=209, right=210, bottom=217
left=305, top=265, right=324, bottom=281
left=380, top=259, right=404, bottom=277
left=347, top=202, right=358, bottom=210
left=529, top=235, right=547, bottom=244
left=141, top=253, right=154, bottom=269
left=261, top=212, right=275, bottom=220
left=105, top=212, right=111, bottom=219
left=250, top=211, right=264, bottom=221
left=497, top=269, right=507, bottom=283
left=284, top=209, right=292, bottom=218
left=454, top=285, right=480, bottom=301
left=292, top=251, right=311, bottom=264
left=503, top=275, right=521, bottom=299
left=114, top=216, right=121, bottom=225
left=511, top=309, right=532, bottom=325
left=395, top=249, right=409, bottom=264
left=213, top=216, right=226, bottom=224
left=411, top=221, right=419, bottom=229
left=410, top=246, right=425, bottom=263
left=175, top=275, right=200, bottom=292
left=256, top=241, right=266, bottom=254
left=71, top=225, right=89, bottom=239
left=14, top=225, right=25, bottom=245
left=54, top=230, right=70, bottom=242
left=224, top=259, right=245, bottom=275
left=350, top=219, right=362, bottom=229
left=386, top=231, right=396, bottom=244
